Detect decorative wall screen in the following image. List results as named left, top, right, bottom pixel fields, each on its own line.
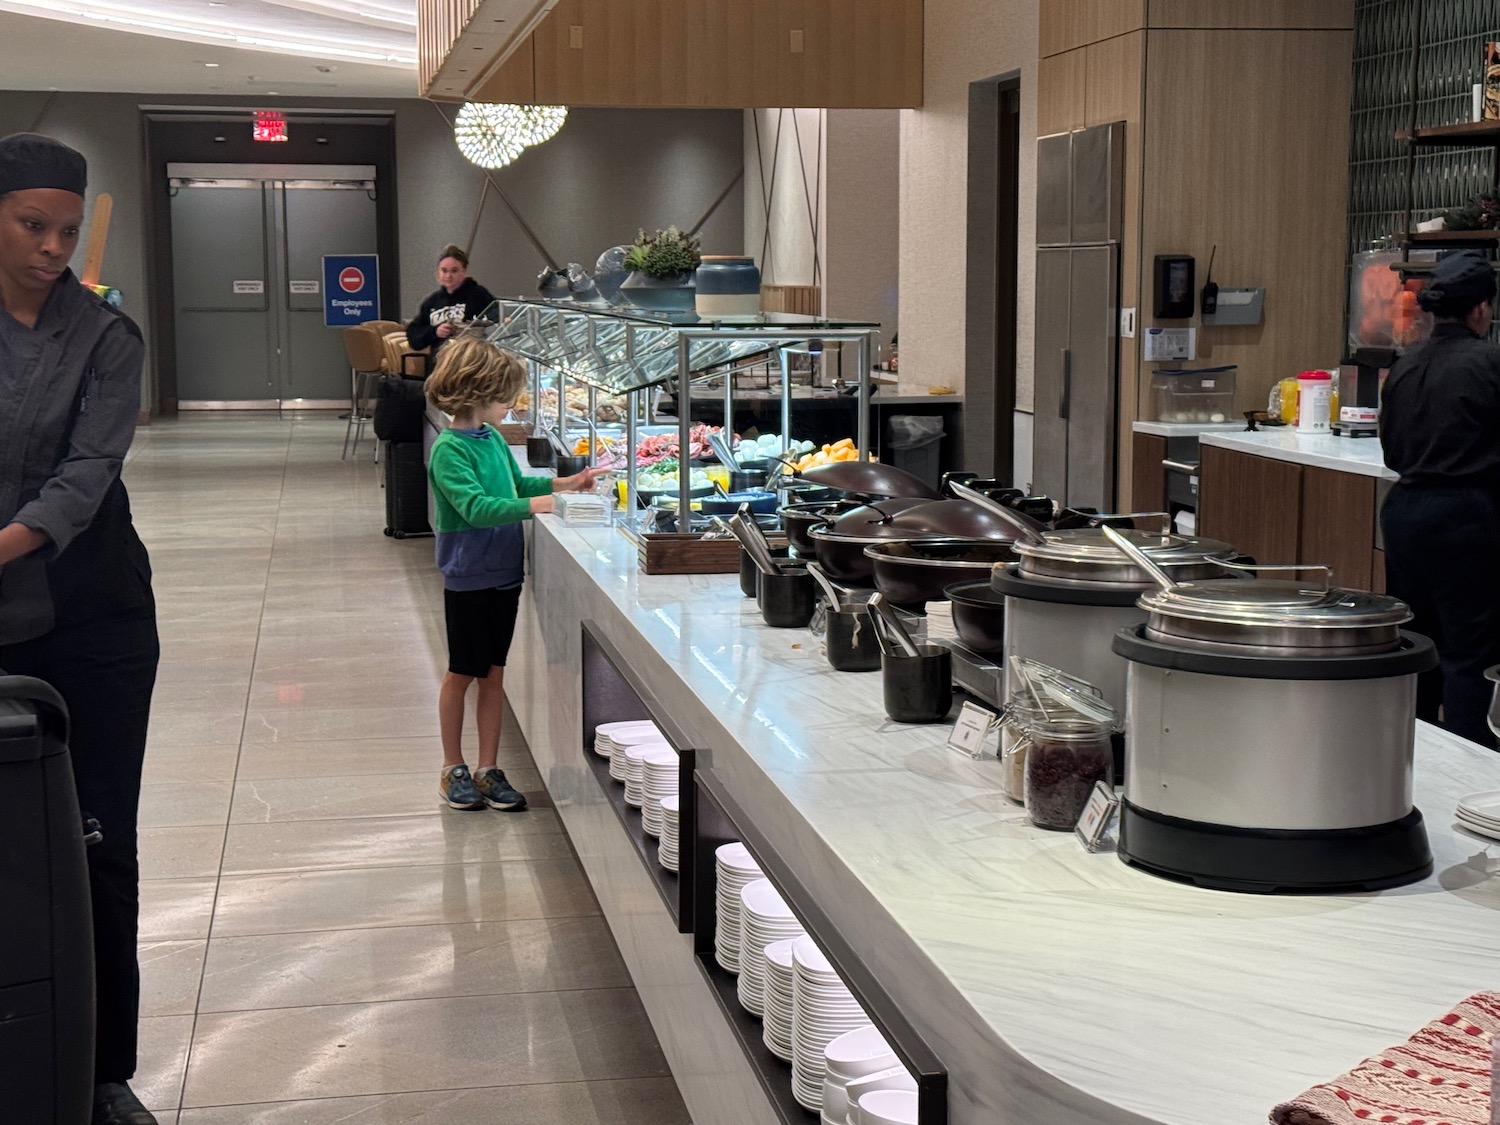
left=1348, top=0, right=1498, bottom=256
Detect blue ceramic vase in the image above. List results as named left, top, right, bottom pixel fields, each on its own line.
left=619, top=270, right=697, bottom=313
left=695, top=255, right=762, bottom=319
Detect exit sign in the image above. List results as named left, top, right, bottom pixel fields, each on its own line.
left=253, top=112, right=288, bottom=143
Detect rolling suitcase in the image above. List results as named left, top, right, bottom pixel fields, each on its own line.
left=0, top=675, right=94, bottom=1125
left=383, top=440, right=433, bottom=539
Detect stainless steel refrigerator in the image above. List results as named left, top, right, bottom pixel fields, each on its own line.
left=1032, top=122, right=1124, bottom=512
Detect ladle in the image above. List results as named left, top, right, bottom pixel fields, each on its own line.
left=948, top=480, right=1048, bottom=546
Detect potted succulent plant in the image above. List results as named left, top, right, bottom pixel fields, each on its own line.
left=619, top=226, right=702, bottom=312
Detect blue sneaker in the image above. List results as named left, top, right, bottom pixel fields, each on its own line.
left=440, top=765, right=485, bottom=810
left=474, top=767, right=528, bottom=811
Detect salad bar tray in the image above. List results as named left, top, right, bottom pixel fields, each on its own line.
left=631, top=530, right=787, bottom=576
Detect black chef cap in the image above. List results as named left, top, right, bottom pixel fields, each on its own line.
left=1417, top=251, right=1497, bottom=318
left=0, top=132, right=87, bottom=197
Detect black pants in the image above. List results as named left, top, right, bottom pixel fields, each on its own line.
left=1381, top=483, right=1500, bottom=748
left=0, top=606, right=159, bottom=1083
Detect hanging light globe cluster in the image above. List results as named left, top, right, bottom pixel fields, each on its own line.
left=454, top=102, right=568, bottom=169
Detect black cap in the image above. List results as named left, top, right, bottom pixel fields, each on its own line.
left=0, top=132, right=87, bottom=197
left=1416, top=250, right=1497, bottom=318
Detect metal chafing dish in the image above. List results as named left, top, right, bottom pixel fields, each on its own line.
left=1105, top=530, right=1437, bottom=894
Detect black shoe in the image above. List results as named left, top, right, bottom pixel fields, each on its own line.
left=92, top=1083, right=159, bottom=1125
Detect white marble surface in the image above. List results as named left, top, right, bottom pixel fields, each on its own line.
left=520, top=517, right=1500, bottom=1125
left=1200, top=428, right=1397, bottom=480
left=1132, top=420, right=1246, bottom=438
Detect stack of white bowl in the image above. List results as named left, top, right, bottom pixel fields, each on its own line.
left=821, top=1025, right=909, bottom=1125
left=714, top=843, right=764, bottom=972
left=640, top=749, right=677, bottom=836
left=851, top=1089, right=919, bottom=1125
left=658, top=795, right=680, bottom=872
left=761, top=938, right=798, bottom=1061
left=736, top=879, right=805, bottom=1017
left=792, top=935, right=871, bottom=1113
left=599, top=720, right=666, bottom=779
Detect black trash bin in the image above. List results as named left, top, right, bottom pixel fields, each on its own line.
left=0, top=675, right=94, bottom=1125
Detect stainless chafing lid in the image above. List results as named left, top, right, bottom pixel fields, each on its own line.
left=1013, top=527, right=1237, bottom=586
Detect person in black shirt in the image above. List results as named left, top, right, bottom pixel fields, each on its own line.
left=405, top=243, right=496, bottom=362
left=0, top=133, right=160, bottom=1124
left=1380, top=251, right=1500, bottom=747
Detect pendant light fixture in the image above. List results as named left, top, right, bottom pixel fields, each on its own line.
left=453, top=102, right=568, bottom=169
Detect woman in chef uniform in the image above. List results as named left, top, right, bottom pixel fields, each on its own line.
left=1381, top=250, right=1500, bottom=749
left=0, top=133, right=159, bottom=1124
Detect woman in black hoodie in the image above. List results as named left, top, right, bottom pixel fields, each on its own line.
left=406, top=243, right=496, bottom=359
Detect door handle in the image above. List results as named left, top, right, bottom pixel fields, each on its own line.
left=1059, top=348, right=1072, bottom=420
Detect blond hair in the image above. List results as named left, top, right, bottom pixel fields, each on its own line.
left=425, top=335, right=526, bottom=416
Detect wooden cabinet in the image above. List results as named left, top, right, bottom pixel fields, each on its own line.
left=1131, top=433, right=1167, bottom=514
left=1196, top=445, right=1383, bottom=590
left=1299, top=465, right=1376, bottom=591
left=1197, top=445, right=1302, bottom=565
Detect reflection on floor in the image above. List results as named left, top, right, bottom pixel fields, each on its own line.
left=126, top=415, right=691, bottom=1123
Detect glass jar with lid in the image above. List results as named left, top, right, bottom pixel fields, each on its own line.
left=1009, top=659, right=1118, bottom=830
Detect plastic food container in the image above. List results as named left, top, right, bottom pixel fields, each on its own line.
left=1151, top=366, right=1237, bottom=424
left=1297, top=370, right=1333, bottom=434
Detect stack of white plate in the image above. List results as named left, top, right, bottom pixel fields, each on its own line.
left=762, top=938, right=798, bottom=1061
left=736, top=879, right=805, bottom=1017
left=852, top=1089, right=918, bottom=1125
left=821, top=1026, right=903, bottom=1125
left=623, top=746, right=654, bottom=807
left=598, top=720, right=664, bottom=775
left=714, top=843, right=764, bottom=972
left=792, top=935, right=871, bottom=1112
left=556, top=491, right=612, bottom=527
left=1457, top=790, right=1500, bottom=841
left=658, top=795, right=680, bottom=872
left=844, top=1068, right=919, bottom=1125
left=641, top=750, right=678, bottom=837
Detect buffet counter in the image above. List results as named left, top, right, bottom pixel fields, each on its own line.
left=503, top=515, right=1500, bottom=1125
left=1198, top=428, right=1396, bottom=480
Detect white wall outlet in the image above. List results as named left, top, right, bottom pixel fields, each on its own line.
left=1120, top=307, right=1136, bottom=338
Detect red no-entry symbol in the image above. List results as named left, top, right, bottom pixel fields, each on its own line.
left=339, top=267, right=365, bottom=292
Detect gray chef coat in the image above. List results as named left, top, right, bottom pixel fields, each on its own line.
left=0, top=269, right=151, bottom=644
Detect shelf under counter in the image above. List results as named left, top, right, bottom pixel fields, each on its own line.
left=508, top=516, right=1500, bottom=1125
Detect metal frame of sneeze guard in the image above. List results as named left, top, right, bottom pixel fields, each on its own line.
left=477, top=298, right=881, bottom=526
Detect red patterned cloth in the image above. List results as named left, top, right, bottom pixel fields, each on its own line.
left=1271, top=992, right=1499, bottom=1125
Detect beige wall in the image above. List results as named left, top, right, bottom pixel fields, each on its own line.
left=899, top=0, right=1038, bottom=401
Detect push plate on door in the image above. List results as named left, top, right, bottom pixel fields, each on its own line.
left=233, top=280, right=264, bottom=294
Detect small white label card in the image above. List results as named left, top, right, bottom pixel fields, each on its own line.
left=1075, top=781, right=1120, bottom=852
left=946, top=701, right=998, bottom=760
left=233, top=280, right=264, bottom=294
left=289, top=280, right=319, bottom=294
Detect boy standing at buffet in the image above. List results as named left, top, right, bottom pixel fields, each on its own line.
left=425, top=336, right=596, bottom=810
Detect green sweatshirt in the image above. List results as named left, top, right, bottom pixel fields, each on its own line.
left=427, top=426, right=552, bottom=591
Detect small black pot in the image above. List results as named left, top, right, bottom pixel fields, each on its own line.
left=881, top=645, right=953, bottom=723
left=526, top=437, right=555, bottom=467
left=739, top=544, right=791, bottom=598
left=757, top=567, right=817, bottom=628
left=554, top=454, right=588, bottom=477
left=944, top=581, right=1007, bottom=655
left=730, top=467, right=768, bottom=492
left=824, top=607, right=881, bottom=672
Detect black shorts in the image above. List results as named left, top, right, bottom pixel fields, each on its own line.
left=444, top=585, right=522, bottom=677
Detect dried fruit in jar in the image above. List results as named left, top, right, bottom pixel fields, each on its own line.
left=1024, top=735, right=1111, bottom=831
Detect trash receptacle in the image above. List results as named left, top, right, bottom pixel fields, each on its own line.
left=887, top=415, right=945, bottom=490
left=0, top=675, right=94, bottom=1125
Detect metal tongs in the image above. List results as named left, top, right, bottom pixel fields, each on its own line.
left=948, top=480, right=1048, bottom=545
left=866, top=592, right=921, bottom=657
left=727, top=506, right=781, bottom=576
left=807, top=562, right=867, bottom=611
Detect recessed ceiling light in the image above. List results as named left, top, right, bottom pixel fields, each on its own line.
left=203, top=61, right=220, bottom=67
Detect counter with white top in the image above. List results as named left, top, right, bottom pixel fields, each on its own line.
left=1130, top=419, right=1245, bottom=439
left=503, top=515, right=1500, bottom=1125
left=1199, top=427, right=1397, bottom=481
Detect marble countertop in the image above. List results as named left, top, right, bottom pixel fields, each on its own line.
left=1200, top=428, right=1397, bottom=480
left=532, top=517, right=1500, bottom=1125
left=1132, top=420, right=1247, bottom=438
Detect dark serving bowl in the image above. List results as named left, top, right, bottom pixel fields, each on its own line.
left=863, top=539, right=1020, bottom=606
left=943, top=580, right=1007, bottom=655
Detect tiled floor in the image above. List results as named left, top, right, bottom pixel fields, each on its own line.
left=124, top=415, right=690, bottom=1123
